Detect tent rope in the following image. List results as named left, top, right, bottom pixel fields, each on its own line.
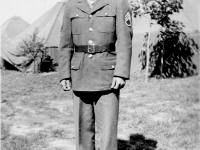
left=181, top=0, right=199, bottom=30
left=184, top=0, right=198, bottom=15
left=181, top=10, right=199, bottom=31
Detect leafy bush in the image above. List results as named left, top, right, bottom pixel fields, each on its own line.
left=19, top=28, right=48, bottom=73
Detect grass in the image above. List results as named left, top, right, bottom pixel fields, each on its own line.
left=1, top=70, right=200, bottom=150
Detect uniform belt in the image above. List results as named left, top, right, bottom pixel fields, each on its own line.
left=74, top=44, right=115, bottom=54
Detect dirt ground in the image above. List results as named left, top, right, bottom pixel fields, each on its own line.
left=1, top=70, right=200, bottom=150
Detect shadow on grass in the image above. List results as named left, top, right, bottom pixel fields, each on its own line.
left=118, top=134, right=157, bottom=150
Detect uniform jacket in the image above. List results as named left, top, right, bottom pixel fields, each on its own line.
left=59, top=0, right=133, bottom=91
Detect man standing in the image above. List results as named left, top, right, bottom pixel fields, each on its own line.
left=59, top=0, right=132, bottom=149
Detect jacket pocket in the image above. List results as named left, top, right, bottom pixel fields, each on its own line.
left=100, top=59, right=116, bottom=70
left=71, top=53, right=84, bottom=70
left=70, top=12, right=86, bottom=35
left=95, top=9, right=116, bottom=33
left=100, top=56, right=116, bottom=85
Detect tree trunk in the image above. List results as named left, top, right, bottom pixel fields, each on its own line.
left=145, top=19, right=152, bottom=83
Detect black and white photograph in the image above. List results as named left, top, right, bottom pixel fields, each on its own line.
left=1, top=0, right=199, bottom=150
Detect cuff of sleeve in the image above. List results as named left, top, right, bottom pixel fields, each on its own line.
left=59, top=70, right=71, bottom=82
left=114, top=75, right=129, bottom=80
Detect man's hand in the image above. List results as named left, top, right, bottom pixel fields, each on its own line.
left=111, top=77, right=126, bottom=90
left=60, top=79, right=71, bottom=91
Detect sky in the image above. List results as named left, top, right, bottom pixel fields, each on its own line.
left=1, top=0, right=61, bottom=25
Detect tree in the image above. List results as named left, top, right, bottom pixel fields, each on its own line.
left=129, top=0, right=198, bottom=80
left=19, top=28, right=48, bottom=73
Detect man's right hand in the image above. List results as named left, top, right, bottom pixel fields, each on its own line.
left=60, top=79, right=71, bottom=91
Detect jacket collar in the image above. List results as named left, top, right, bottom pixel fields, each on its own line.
left=77, top=0, right=109, bottom=14
left=91, top=0, right=109, bottom=14
left=76, top=0, right=91, bottom=14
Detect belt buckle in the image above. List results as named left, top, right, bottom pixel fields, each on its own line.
left=88, top=44, right=95, bottom=54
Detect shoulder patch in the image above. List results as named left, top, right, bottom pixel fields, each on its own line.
left=125, top=11, right=131, bottom=27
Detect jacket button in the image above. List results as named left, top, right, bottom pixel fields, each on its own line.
left=89, top=28, right=93, bottom=32
left=111, top=65, right=115, bottom=69
left=88, top=40, right=93, bottom=44
left=89, top=14, right=92, bottom=18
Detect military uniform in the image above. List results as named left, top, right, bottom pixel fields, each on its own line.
left=59, top=0, right=132, bottom=149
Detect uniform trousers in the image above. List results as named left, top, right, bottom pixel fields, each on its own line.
left=73, top=90, right=119, bottom=150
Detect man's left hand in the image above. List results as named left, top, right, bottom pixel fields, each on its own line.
left=111, top=77, right=126, bottom=90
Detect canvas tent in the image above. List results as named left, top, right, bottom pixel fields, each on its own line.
left=131, top=0, right=200, bottom=74
left=9, top=0, right=68, bottom=64
left=1, top=16, right=29, bottom=40
left=1, top=16, right=29, bottom=70
left=1, top=0, right=67, bottom=72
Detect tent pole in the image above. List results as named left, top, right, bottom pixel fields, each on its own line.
left=145, top=18, right=152, bottom=83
